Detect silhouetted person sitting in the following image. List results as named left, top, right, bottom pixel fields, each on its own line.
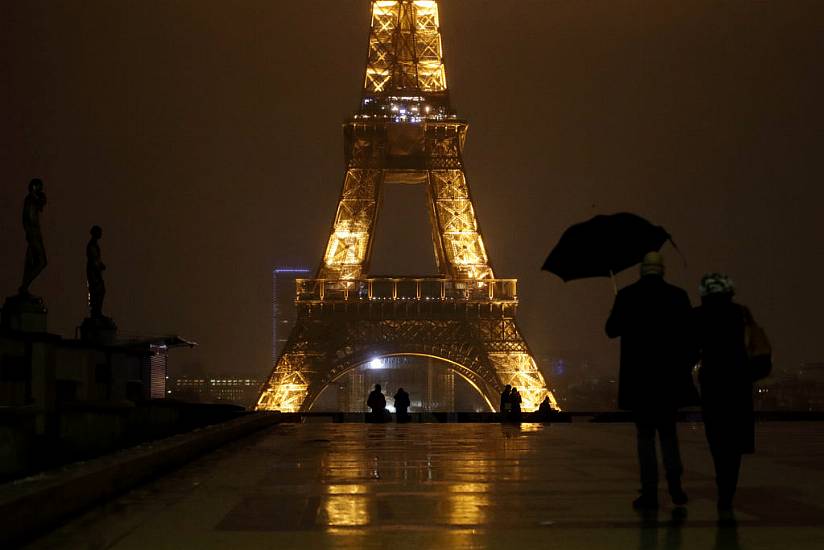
left=606, top=251, right=698, bottom=511
left=500, top=385, right=512, bottom=421
left=510, top=387, right=522, bottom=422
left=694, top=273, right=767, bottom=518
left=394, top=387, right=411, bottom=423
left=366, top=384, right=387, bottom=423
left=19, top=178, right=48, bottom=296
left=538, top=396, right=552, bottom=419
left=86, top=225, right=107, bottom=318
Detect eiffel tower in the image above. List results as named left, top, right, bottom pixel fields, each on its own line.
left=256, top=0, right=557, bottom=412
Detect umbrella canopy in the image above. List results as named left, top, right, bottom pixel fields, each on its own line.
left=542, top=213, right=671, bottom=282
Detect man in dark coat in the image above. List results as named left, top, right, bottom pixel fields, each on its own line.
left=606, top=252, right=698, bottom=510
left=366, top=384, right=387, bottom=423
left=538, top=396, right=553, bottom=419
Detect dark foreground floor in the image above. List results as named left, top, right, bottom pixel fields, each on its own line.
left=26, top=421, right=824, bottom=549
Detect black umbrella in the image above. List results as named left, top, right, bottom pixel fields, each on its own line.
left=542, top=213, right=673, bottom=283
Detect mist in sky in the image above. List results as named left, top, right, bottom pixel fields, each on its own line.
left=1, top=1, right=822, bottom=382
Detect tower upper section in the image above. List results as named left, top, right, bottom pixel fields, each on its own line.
left=358, top=0, right=454, bottom=122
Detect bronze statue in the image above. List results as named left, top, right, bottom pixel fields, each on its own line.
left=19, top=178, right=47, bottom=295
left=86, top=225, right=106, bottom=318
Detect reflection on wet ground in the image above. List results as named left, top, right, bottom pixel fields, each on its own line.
left=27, top=422, right=824, bottom=549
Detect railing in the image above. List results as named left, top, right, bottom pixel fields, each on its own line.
left=296, top=278, right=517, bottom=303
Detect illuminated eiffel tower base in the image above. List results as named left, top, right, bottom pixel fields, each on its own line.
left=257, top=0, right=557, bottom=412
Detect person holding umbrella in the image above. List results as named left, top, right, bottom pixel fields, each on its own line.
left=605, top=252, right=699, bottom=511
left=544, top=213, right=696, bottom=509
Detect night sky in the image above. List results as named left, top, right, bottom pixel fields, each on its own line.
left=2, top=1, right=822, bottom=382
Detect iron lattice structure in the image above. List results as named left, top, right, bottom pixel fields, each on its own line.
left=257, top=0, right=557, bottom=413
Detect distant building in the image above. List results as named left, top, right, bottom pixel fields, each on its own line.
left=272, top=267, right=311, bottom=362
left=756, top=363, right=824, bottom=411
left=169, top=374, right=263, bottom=408
left=144, top=342, right=170, bottom=399
left=168, top=376, right=208, bottom=402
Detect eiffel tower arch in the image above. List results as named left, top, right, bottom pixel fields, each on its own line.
left=257, top=0, right=558, bottom=412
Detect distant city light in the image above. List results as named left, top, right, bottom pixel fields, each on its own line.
left=274, top=268, right=311, bottom=274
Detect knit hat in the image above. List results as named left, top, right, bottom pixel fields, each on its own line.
left=640, top=251, right=664, bottom=276
left=699, top=272, right=735, bottom=297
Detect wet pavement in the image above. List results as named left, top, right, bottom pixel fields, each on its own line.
left=26, top=421, right=824, bottom=549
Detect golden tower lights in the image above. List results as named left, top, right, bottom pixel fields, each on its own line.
left=257, top=0, right=557, bottom=413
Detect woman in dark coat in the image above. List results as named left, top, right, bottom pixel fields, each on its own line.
left=510, top=388, right=522, bottom=422
left=500, top=385, right=512, bottom=422
left=393, top=387, right=411, bottom=423
left=693, top=273, right=757, bottom=512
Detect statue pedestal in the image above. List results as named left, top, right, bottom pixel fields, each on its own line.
left=80, top=316, right=118, bottom=345
left=1, top=294, right=47, bottom=332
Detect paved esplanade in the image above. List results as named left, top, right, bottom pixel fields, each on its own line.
left=28, top=422, right=824, bottom=549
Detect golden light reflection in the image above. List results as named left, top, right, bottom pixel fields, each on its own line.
left=447, top=482, right=489, bottom=493
left=322, top=496, right=370, bottom=527
left=445, top=483, right=490, bottom=526
left=327, top=484, right=369, bottom=495
left=321, top=451, right=372, bottom=483
left=320, top=483, right=371, bottom=528
left=519, top=423, right=543, bottom=433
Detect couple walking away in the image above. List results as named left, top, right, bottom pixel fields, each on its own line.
left=607, top=252, right=769, bottom=517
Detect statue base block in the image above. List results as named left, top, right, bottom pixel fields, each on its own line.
left=1, top=294, right=48, bottom=333
left=80, top=316, right=118, bottom=345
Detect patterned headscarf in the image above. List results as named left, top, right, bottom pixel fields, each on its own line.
left=699, top=272, right=735, bottom=297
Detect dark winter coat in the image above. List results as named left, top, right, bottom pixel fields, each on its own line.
left=693, top=297, right=755, bottom=454
left=606, top=275, right=699, bottom=412
left=510, top=391, right=522, bottom=413
left=393, top=390, right=410, bottom=411
left=367, top=390, right=386, bottom=413
left=500, top=389, right=511, bottom=412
